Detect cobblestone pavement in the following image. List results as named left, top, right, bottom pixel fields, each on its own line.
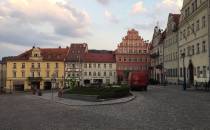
left=1, top=85, right=210, bottom=130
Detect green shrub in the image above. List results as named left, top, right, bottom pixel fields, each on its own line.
left=67, top=86, right=130, bottom=99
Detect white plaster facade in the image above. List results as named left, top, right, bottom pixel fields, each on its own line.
left=82, top=63, right=117, bottom=85
left=164, top=14, right=180, bottom=84
left=179, top=0, right=209, bottom=84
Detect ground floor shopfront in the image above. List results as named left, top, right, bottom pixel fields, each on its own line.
left=5, top=77, right=64, bottom=92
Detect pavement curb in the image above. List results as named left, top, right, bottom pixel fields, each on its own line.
left=55, top=95, right=136, bottom=107
left=34, top=94, right=136, bottom=106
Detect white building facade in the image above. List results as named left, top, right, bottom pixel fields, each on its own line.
left=164, top=14, right=180, bottom=84
left=82, top=50, right=117, bottom=86
left=179, top=0, right=209, bottom=84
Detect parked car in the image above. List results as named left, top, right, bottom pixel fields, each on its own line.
left=128, top=71, right=149, bottom=91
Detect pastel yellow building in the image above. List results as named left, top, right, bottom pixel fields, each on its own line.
left=5, top=47, right=68, bottom=92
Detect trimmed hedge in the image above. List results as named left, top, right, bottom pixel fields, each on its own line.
left=66, top=86, right=130, bottom=99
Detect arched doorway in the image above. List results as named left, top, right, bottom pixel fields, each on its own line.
left=188, top=60, right=194, bottom=87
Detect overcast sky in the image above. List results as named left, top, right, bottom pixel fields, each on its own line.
left=0, top=0, right=183, bottom=59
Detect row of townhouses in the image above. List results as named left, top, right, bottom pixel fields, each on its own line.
left=0, top=29, right=150, bottom=92
left=150, top=0, right=210, bottom=85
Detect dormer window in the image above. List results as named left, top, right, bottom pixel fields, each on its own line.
left=34, top=54, right=38, bottom=57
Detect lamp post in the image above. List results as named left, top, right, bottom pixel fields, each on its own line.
left=51, top=73, right=56, bottom=102
left=181, top=53, right=186, bottom=90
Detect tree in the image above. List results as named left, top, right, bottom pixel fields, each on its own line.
left=66, top=75, right=76, bottom=89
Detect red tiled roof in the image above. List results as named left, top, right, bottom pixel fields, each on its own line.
left=65, top=43, right=88, bottom=62
left=40, top=48, right=69, bottom=61
left=84, top=51, right=115, bottom=63
left=8, top=48, right=69, bottom=61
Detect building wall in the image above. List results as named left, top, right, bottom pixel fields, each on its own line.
left=6, top=61, right=64, bottom=91
left=179, top=0, right=209, bottom=83
left=82, top=63, right=117, bottom=85
left=0, top=63, right=2, bottom=89
left=164, top=16, right=179, bottom=84
left=116, top=29, right=150, bottom=82
left=150, top=27, right=165, bottom=83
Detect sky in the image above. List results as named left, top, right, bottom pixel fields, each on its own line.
left=0, top=0, right=183, bottom=59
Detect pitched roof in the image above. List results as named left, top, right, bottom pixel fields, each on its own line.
left=84, top=51, right=115, bottom=63
left=65, top=43, right=88, bottom=62
left=40, top=48, right=69, bottom=61
left=7, top=48, right=69, bottom=61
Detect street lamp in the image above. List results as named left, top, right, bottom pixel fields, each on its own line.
left=51, top=73, right=56, bottom=102
left=181, top=53, right=186, bottom=90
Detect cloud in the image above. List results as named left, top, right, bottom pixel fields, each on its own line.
left=97, top=0, right=110, bottom=5
left=0, top=0, right=91, bottom=48
left=104, top=10, right=119, bottom=24
left=132, top=1, right=146, bottom=14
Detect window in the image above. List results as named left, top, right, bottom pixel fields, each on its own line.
left=13, top=63, right=16, bottom=69
left=22, top=63, right=25, bottom=69
left=98, top=64, right=100, bottom=68
left=93, top=72, right=96, bottom=76
left=183, top=29, right=186, bottom=39
left=180, top=31, right=182, bottom=40
left=180, top=68, right=183, bottom=77
left=34, top=54, right=38, bottom=57
left=72, top=64, right=75, bottom=68
left=197, top=66, right=200, bottom=78
left=191, top=23, right=195, bottom=34
left=47, top=63, right=50, bottom=69
left=203, top=66, right=207, bottom=78
left=197, top=43, right=200, bottom=54
left=109, top=72, right=112, bottom=76
left=187, top=26, right=190, bottom=36
left=106, top=79, right=110, bottom=84
left=202, top=16, right=206, bottom=28
left=187, top=46, right=191, bottom=56
left=109, top=64, right=112, bottom=68
left=89, top=72, right=92, bottom=76
left=89, top=64, right=92, bottom=68
left=124, top=58, right=127, bottom=62
left=31, top=71, right=35, bottom=77
left=84, top=72, right=87, bottom=76
left=55, top=63, right=58, bottom=68
left=38, top=71, right=41, bottom=77
left=196, top=20, right=200, bottom=31
left=202, top=41, right=206, bottom=52
left=98, top=72, right=101, bottom=76
left=46, top=71, right=50, bottom=78
left=55, top=71, right=58, bottom=78
left=38, top=63, right=40, bottom=68
left=32, top=63, right=34, bottom=68
left=84, top=64, right=87, bottom=68
left=194, top=67, right=197, bottom=76
left=104, top=71, right=106, bottom=76
left=192, top=45, right=195, bottom=55
left=104, top=64, right=106, bottom=68
left=13, top=71, right=16, bottom=78
left=22, top=71, right=25, bottom=78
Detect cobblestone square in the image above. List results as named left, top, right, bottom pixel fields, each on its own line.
left=1, top=85, right=210, bottom=130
